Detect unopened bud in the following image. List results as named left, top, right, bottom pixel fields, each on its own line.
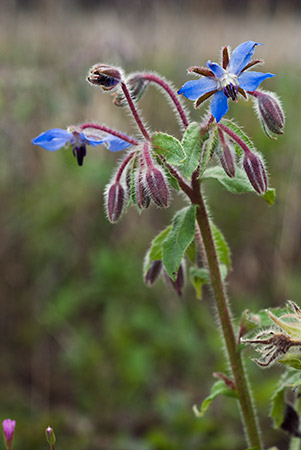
left=163, top=263, right=185, bottom=297
left=113, top=75, right=148, bottom=107
left=144, top=260, right=162, bottom=286
left=135, top=170, right=150, bottom=209
left=243, top=151, right=267, bottom=195
left=145, top=167, right=170, bottom=208
left=2, top=419, right=16, bottom=450
left=106, top=181, right=125, bottom=223
left=254, top=90, right=285, bottom=137
left=218, top=128, right=235, bottom=178
left=87, top=64, right=122, bottom=90
left=45, top=426, right=56, bottom=447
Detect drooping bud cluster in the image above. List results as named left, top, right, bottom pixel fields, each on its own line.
left=251, top=90, right=285, bottom=138
left=87, top=64, right=122, bottom=90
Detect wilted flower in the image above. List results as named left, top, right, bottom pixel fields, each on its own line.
left=178, top=41, right=275, bottom=122
left=32, top=128, right=131, bottom=166
left=87, top=64, right=122, bottom=90
left=2, top=419, right=16, bottom=450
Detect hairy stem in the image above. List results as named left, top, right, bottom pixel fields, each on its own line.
left=80, top=122, right=139, bottom=146
left=121, top=82, right=151, bottom=141
left=140, top=73, right=189, bottom=128
left=192, top=187, right=263, bottom=449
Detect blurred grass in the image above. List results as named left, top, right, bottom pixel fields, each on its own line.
left=0, top=2, right=300, bottom=449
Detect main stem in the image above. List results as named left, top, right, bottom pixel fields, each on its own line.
left=194, top=189, right=263, bottom=449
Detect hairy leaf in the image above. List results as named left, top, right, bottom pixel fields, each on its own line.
left=162, top=205, right=197, bottom=280
left=152, top=132, right=186, bottom=166
left=194, top=379, right=238, bottom=418
left=181, top=122, right=208, bottom=178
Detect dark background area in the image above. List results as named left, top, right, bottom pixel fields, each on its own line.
left=0, top=0, right=300, bottom=449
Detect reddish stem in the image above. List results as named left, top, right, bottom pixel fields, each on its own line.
left=115, top=151, right=136, bottom=182
left=141, top=73, right=189, bottom=128
left=80, top=122, right=139, bottom=146
left=121, top=82, right=151, bottom=141
left=218, top=123, right=251, bottom=155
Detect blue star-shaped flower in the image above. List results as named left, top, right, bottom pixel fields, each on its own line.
left=32, top=128, right=131, bottom=166
left=178, top=41, right=275, bottom=122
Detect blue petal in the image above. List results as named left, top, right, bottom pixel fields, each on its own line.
left=206, top=61, right=225, bottom=78
left=228, top=41, right=262, bottom=75
left=78, top=133, right=104, bottom=147
left=178, top=78, right=217, bottom=101
left=238, top=71, right=275, bottom=91
left=32, top=128, right=73, bottom=151
left=104, top=137, right=131, bottom=152
left=210, top=91, right=229, bottom=122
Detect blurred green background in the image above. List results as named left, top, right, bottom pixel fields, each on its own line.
left=0, top=1, right=300, bottom=449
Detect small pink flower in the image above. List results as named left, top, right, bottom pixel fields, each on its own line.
left=2, top=419, right=16, bottom=448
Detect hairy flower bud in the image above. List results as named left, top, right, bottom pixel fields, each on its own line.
left=144, top=260, right=163, bottom=286
left=105, top=181, right=125, bottom=223
left=243, top=151, right=267, bottom=195
left=45, top=426, right=56, bottom=447
left=253, top=90, right=284, bottom=137
left=145, top=166, right=170, bottom=208
left=87, top=64, right=122, bottom=90
left=218, top=128, right=235, bottom=178
left=113, top=74, right=149, bottom=107
left=2, top=419, right=16, bottom=450
left=135, top=170, right=150, bottom=209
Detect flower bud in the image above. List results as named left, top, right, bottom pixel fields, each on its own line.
left=144, top=260, right=162, bottom=286
left=163, top=263, right=185, bottom=297
left=45, top=426, right=56, bottom=447
left=87, top=64, right=122, bottom=90
left=145, top=166, right=170, bottom=208
left=243, top=151, right=267, bottom=195
left=254, top=90, right=285, bottom=137
left=105, top=181, right=125, bottom=223
left=217, top=128, right=235, bottom=178
left=135, top=170, right=150, bottom=209
left=2, top=419, right=16, bottom=450
left=113, top=75, right=148, bottom=107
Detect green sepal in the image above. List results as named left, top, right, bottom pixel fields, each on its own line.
left=162, top=205, right=197, bottom=281
left=152, top=132, right=186, bottom=166
left=143, top=226, right=172, bottom=275
left=189, top=266, right=210, bottom=300
left=193, top=379, right=238, bottom=418
left=181, top=122, right=208, bottom=179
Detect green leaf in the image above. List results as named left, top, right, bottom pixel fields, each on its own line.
left=152, top=132, right=186, bottom=166
left=181, top=122, right=208, bottom=178
left=203, top=166, right=276, bottom=205
left=194, top=379, right=238, bottom=418
left=210, top=220, right=232, bottom=270
left=278, top=356, right=301, bottom=371
left=270, top=387, right=285, bottom=429
left=189, top=266, right=210, bottom=300
left=144, top=226, right=172, bottom=275
left=162, top=205, right=197, bottom=281
left=270, top=370, right=301, bottom=428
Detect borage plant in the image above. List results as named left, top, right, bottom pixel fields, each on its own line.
left=33, top=41, right=286, bottom=449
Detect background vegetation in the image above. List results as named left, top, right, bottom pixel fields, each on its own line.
left=0, top=1, right=300, bottom=449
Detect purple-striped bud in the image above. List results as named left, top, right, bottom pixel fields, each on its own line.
left=253, top=90, right=285, bottom=137
left=2, top=419, right=16, bottom=450
left=45, top=426, right=56, bottom=447
left=135, top=170, right=151, bottom=209
left=163, top=263, right=185, bottom=297
left=243, top=151, right=268, bottom=195
left=87, top=64, right=122, bottom=90
left=218, top=128, right=235, bottom=178
left=145, top=166, right=170, bottom=208
left=105, top=181, right=125, bottom=223
left=144, top=260, right=163, bottom=286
